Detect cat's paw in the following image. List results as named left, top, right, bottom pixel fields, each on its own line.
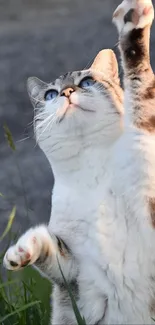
left=3, top=227, right=46, bottom=271
left=112, top=0, right=154, bottom=35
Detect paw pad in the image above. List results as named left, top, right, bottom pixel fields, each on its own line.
left=113, top=0, right=154, bottom=35
left=3, top=226, right=50, bottom=271
left=124, top=9, right=139, bottom=25
left=10, top=261, right=18, bottom=267
left=21, top=260, right=31, bottom=267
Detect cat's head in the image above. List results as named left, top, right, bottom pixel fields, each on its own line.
left=27, top=49, right=123, bottom=162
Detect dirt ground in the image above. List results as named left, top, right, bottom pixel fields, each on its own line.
left=0, top=0, right=155, bottom=237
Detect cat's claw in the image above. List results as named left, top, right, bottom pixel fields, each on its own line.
left=112, top=0, right=154, bottom=35
left=3, top=229, right=42, bottom=270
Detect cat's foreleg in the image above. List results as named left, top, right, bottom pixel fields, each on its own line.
left=3, top=225, right=78, bottom=283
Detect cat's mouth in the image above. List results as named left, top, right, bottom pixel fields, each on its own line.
left=58, top=100, right=95, bottom=124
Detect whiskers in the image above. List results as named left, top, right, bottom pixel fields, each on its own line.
left=16, top=136, right=31, bottom=143
left=34, top=111, right=49, bottom=126
left=112, top=41, right=119, bottom=50
left=31, top=96, right=45, bottom=107
left=34, top=112, right=58, bottom=144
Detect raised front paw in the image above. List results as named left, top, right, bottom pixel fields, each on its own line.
left=3, top=227, right=44, bottom=271
left=112, top=0, right=154, bottom=35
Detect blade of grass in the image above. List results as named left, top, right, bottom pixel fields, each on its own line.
left=3, top=124, right=29, bottom=219
left=3, top=123, right=16, bottom=151
left=57, top=257, right=86, bottom=325
left=0, top=279, right=18, bottom=290
left=0, top=206, right=16, bottom=241
left=0, top=300, right=41, bottom=322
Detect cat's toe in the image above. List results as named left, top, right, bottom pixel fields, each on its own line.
left=113, top=0, right=154, bottom=35
left=3, top=234, right=41, bottom=271
left=135, top=0, right=154, bottom=29
left=3, top=245, right=31, bottom=270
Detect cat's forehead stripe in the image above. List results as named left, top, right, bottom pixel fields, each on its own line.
left=52, top=71, right=88, bottom=87
left=61, top=72, right=74, bottom=79
left=57, top=71, right=87, bottom=81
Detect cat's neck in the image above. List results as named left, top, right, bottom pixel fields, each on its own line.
left=40, top=120, right=123, bottom=188
left=51, top=135, right=117, bottom=189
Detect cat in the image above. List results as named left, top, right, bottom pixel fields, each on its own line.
left=3, top=48, right=124, bottom=324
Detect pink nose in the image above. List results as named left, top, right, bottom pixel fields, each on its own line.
left=61, top=87, right=75, bottom=98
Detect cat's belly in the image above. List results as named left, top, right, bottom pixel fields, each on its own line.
left=50, top=182, right=107, bottom=249
left=51, top=184, right=155, bottom=270
left=50, top=179, right=155, bottom=323
left=78, top=258, right=153, bottom=324
left=77, top=229, right=154, bottom=324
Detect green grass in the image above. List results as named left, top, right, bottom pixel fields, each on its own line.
left=0, top=252, right=86, bottom=325
left=0, top=246, right=87, bottom=325
left=0, top=226, right=85, bottom=325
left=0, top=206, right=85, bottom=325
left=0, top=125, right=52, bottom=324
left=0, top=258, right=52, bottom=325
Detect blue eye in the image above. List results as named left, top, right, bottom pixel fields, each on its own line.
left=79, top=77, right=95, bottom=88
left=44, top=89, right=59, bottom=101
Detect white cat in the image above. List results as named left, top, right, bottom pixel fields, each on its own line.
left=3, top=49, right=124, bottom=324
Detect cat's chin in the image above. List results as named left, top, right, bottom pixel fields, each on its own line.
left=57, top=103, right=79, bottom=123
left=68, top=103, right=79, bottom=110
left=69, top=103, right=95, bottom=113
left=58, top=103, right=95, bottom=122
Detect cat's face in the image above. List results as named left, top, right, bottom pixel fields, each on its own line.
left=27, top=50, right=123, bottom=160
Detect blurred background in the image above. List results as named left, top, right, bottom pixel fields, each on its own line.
left=0, top=0, right=155, bottom=242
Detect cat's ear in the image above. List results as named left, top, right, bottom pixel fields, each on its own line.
left=90, top=49, right=120, bottom=84
left=27, top=77, right=47, bottom=106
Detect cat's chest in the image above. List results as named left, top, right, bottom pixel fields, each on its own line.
left=52, top=179, right=104, bottom=222
left=50, top=172, right=107, bottom=248
left=51, top=155, right=107, bottom=219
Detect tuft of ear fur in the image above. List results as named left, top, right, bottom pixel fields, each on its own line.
left=27, top=77, right=47, bottom=106
left=90, top=49, right=120, bottom=85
